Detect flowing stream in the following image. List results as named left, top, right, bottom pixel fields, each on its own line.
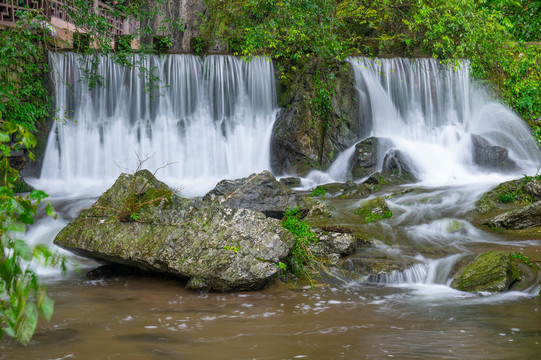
left=5, top=54, right=541, bottom=359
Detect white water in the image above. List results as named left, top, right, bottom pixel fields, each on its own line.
left=39, top=52, right=278, bottom=197
left=308, top=57, right=541, bottom=186
left=369, top=254, right=463, bottom=285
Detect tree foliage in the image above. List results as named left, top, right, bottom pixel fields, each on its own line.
left=0, top=11, right=50, bottom=133
left=207, top=0, right=345, bottom=67
left=402, top=0, right=541, bottom=123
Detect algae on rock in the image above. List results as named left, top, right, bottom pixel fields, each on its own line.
left=474, top=177, right=541, bottom=214
left=451, top=251, right=521, bottom=293
left=357, top=197, right=393, bottom=223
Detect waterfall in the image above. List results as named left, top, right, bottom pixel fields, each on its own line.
left=325, top=57, right=540, bottom=184
left=42, top=52, right=278, bottom=196
left=369, top=255, right=463, bottom=286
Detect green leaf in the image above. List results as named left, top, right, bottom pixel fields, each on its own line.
left=16, top=302, right=38, bottom=346
left=12, top=239, right=32, bottom=261
left=38, top=293, right=54, bottom=321
left=5, top=222, right=26, bottom=233
left=45, top=203, right=57, bottom=219
left=0, top=132, right=10, bottom=143
left=17, top=212, right=35, bottom=225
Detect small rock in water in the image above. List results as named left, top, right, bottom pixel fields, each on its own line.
left=356, top=197, right=393, bottom=223
left=280, top=177, right=302, bottom=188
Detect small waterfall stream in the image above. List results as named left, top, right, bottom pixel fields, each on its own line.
left=369, top=255, right=463, bottom=286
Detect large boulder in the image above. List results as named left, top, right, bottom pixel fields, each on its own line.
left=451, top=251, right=521, bottom=293
left=471, top=134, right=516, bottom=171
left=54, top=170, right=294, bottom=292
left=203, top=170, right=306, bottom=219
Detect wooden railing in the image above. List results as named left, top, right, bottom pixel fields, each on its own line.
left=0, top=0, right=133, bottom=35
left=0, top=0, right=42, bottom=26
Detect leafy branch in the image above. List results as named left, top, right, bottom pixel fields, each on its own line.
left=0, top=110, right=63, bottom=345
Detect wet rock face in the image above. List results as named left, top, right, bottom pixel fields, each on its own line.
left=203, top=170, right=305, bottom=219
left=350, top=137, right=393, bottom=179
left=54, top=170, right=294, bottom=292
left=471, top=134, right=516, bottom=170
left=451, top=251, right=521, bottom=293
left=271, top=62, right=360, bottom=175
left=485, top=201, right=541, bottom=230
left=381, top=149, right=418, bottom=182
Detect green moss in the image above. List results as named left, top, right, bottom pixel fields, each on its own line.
left=475, top=177, right=541, bottom=213
left=357, top=197, right=393, bottom=223
left=453, top=251, right=521, bottom=293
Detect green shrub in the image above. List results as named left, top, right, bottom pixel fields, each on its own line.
left=280, top=207, right=320, bottom=280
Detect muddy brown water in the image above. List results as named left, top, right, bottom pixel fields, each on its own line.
left=2, top=274, right=541, bottom=360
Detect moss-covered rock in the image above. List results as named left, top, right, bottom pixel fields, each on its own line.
left=356, top=196, right=393, bottom=223
left=338, top=172, right=410, bottom=199
left=473, top=177, right=541, bottom=214
left=451, top=251, right=521, bottom=293
left=54, top=170, right=294, bottom=292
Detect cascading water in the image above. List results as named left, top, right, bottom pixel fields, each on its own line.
left=40, top=52, right=278, bottom=196
left=320, top=57, right=541, bottom=185
left=369, top=255, right=463, bottom=286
